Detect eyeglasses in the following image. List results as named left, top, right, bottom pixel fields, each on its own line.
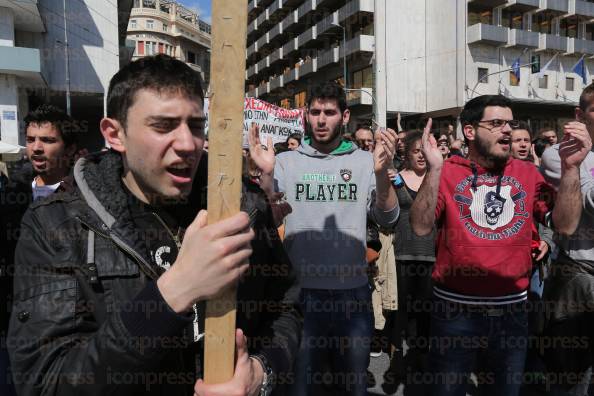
left=476, top=119, right=521, bottom=131
left=437, top=140, right=449, bottom=146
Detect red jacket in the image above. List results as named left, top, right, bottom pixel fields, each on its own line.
left=432, top=156, right=554, bottom=302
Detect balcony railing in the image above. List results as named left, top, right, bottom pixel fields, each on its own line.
left=505, top=0, right=540, bottom=12
left=282, top=38, right=299, bottom=57
left=299, top=58, right=317, bottom=76
left=283, top=67, right=298, bottom=84
left=538, top=33, right=568, bottom=51
left=567, top=0, right=594, bottom=17
left=507, top=29, right=539, bottom=47
left=298, top=0, right=316, bottom=19
left=338, top=0, right=374, bottom=22
left=467, top=23, right=509, bottom=45
left=538, top=0, right=569, bottom=14
left=318, top=47, right=339, bottom=68
left=567, top=38, right=594, bottom=55
left=343, top=34, right=374, bottom=56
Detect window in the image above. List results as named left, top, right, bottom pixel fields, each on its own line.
left=162, top=23, right=168, bottom=32
left=478, top=67, right=489, bottom=83
left=539, top=75, right=548, bottom=89
left=468, top=10, right=493, bottom=26
left=352, top=66, right=373, bottom=89
left=509, top=71, right=520, bottom=86
left=151, top=42, right=156, bottom=54
left=137, top=40, right=144, bottom=55
left=133, top=0, right=140, bottom=7
left=567, top=77, right=575, bottom=91
left=294, top=91, right=306, bottom=108
left=159, top=43, right=164, bottom=53
left=188, top=51, right=196, bottom=64
left=130, top=19, right=137, bottom=29
left=146, top=20, right=154, bottom=29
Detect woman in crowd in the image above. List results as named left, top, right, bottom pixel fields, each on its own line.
left=389, top=131, right=436, bottom=380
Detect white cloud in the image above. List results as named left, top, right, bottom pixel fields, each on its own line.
left=179, top=1, right=211, bottom=23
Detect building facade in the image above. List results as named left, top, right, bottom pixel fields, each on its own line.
left=247, top=0, right=594, bottom=134
left=0, top=0, right=132, bottom=150
left=127, top=0, right=211, bottom=86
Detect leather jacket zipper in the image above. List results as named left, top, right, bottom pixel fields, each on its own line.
left=151, top=212, right=182, bottom=249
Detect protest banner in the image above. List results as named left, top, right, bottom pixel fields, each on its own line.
left=204, top=97, right=305, bottom=147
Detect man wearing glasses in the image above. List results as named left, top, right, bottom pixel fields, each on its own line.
left=410, top=95, right=590, bottom=395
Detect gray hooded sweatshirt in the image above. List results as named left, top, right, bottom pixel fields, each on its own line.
left=274, top=139, right=399, bottom=289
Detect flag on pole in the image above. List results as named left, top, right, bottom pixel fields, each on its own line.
left=536, top=53, right=558, bottom=79
left=511, top=56, right=521, bottom=85
left=571, top=55, right=587, bottom=85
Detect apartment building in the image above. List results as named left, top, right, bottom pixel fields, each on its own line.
left=245, top=0, right=376, bottom=125
left=247, top=0, right=594, bottom=133
left=0, top=0, right=132, bottom=150
left=127, top=0, right=211, bottom=86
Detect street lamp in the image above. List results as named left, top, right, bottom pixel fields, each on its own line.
left=331, top=23, right=347, bottom=89
left=344, top=87, right=377, bottom=126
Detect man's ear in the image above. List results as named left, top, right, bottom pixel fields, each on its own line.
left=463, top=124, right=476, bottom=142
left=100, top=117, right=125, bottom=153
left=342, top=109, right=350, bottom=126
left=576, top=106, right=584, bottom=122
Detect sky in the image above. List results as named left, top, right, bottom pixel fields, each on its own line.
left=179, top=0, right=212, bottom=23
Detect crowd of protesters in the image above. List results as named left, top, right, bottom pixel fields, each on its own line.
left=1, top=54, right=594, bottom=396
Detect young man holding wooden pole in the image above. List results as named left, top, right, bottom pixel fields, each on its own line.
left=8, top=55, right=301, bottom=396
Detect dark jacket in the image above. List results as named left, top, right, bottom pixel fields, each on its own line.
left=8, top=150, right=302, bottom=395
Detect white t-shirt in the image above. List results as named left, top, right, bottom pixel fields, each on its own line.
left=31, top=178, right=61, bottom=201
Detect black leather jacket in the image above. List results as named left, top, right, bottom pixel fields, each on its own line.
left=8, top=150, right=302, bottom=395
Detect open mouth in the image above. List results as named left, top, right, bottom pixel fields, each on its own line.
left=498, top=137, right=511, bottom=148
left=166, top=164, right=192, bottom=183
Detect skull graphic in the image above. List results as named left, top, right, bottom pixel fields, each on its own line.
left=483, top=191, right=506, bottom=226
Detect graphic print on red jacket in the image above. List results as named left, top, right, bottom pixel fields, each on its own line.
left=433, top=155, right=555, bottom=303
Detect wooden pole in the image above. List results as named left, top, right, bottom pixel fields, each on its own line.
left=203, top=0, right=248, bottom=384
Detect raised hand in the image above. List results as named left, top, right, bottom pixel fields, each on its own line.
left=373, top=127, right=398, bottom=174
left=420, top=118, right=443, bottom=169
left=560, top=121, right=592, bottom=170
left=247, top=123, right=275, bottom=175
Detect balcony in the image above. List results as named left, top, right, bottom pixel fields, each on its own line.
left=281, top=10, right=299, bottom=33
left=269, top=75, right=283, bottom=91
left=347, top=87, right=373, bottom=106
left=247, top=42, right=258, bottom=57
left=248, top=19, right=258, bottom=35
left=269, top=47, right=283, bottom=64
left=283, top=68, right=298, bottom=84
left=299, top=58, right=317, bottom=76
left=338, top=0, right=374, bottom=23
left=298, top=26, right=318, bottom=48
left=269, top=0, right=288, bottom=21
left=567, top=38, right=594, bottom=55
left=318, top=47, right=339, bottom=68
left=298, top=0, right=317, bottom=20
left=317, top=11, right=340, bottom=36
left=504, top=0, right=540, bottom=12
left=258, top=81, right=270, bottom=95
left=256, top=33, right=269, bottom=50
left=269, top=23, right=283, bottom=42
left=0, top=46, right=44, bottom=85
left=257, top=56, right=270, bottom=73
left=507, top=29, right=539, bottom=47
left=467, top=23, right=509, bottom=45
left=538, top=33, right=568, bottom=51
left=257, top=9, right=272, bottom=31
left=467, top=0, right=507, bottom=7
left=344, top=34, right=374, bottom=56
left=567, top=0, right=594, bottom=18
left=537, top=0, right=569, bottom=15
left=247, top=64, right=257, bottom=78
left=248, top=0, right=260, bottom=17
left=282, top=38, right=299, bottom=57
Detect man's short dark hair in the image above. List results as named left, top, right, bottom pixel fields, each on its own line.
left=286, top=133, right=302, bottom=144
left=306, top=81, right=347, bottom=113
left=107, top=55, right=205, bottom=127
left=24, top=104, right=76, bottom=147
left=579, top=82, right=594, bottom=110
left=511, top=120, right=532, bottom=137
left=459, top=95, right=513, bottom=126
left=533, top=137, right=550, bottom=158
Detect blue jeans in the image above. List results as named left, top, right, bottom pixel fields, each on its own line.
left=427, top=298, right=528, bottom=396
left=289, top=285, right=373, bottom=396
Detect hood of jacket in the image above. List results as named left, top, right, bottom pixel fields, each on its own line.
left=296, top=137, right=358, bottom=158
